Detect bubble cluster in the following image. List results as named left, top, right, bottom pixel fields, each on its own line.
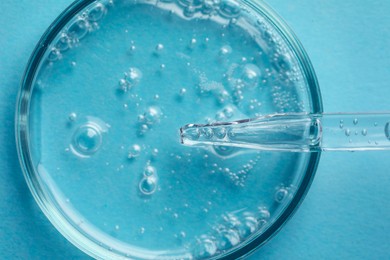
left=119, top=67, right=143, bottom=92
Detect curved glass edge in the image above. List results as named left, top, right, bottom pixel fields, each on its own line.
left=14, top=0, right=324, bottom=259
left=216, top=0, right=323, bottom=259
left=15, top=0, right=121, bottom=259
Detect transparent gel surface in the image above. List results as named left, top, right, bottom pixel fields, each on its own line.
left=18, top=0, right=321, bottom=259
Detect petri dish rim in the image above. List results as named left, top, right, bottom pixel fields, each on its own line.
left=15, top=0, right=323, bottom=259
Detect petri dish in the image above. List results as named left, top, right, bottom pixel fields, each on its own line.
left=16, top=0, right=322, bottom=259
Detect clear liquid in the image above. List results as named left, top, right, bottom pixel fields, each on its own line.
left=29, top=0, right=314, bottom=258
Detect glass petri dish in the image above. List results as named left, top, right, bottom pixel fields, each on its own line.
left=16, top=0, right=322, bottom=259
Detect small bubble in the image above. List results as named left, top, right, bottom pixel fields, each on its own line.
left=202, top=128, right=214, bottom=139
left=214, top=127, right=227, bottom=139
left=152, top=148, right=159, bottom=156
left=128, top=144, right=141, bottom=159
left=219, top=45, right=232, bottom=56
left=139, top=227, right=145, bottom=234
left=274, top=187, right=289, bottom=203
left=188, top=38, right=197, bottom=49
left=115, top=225, right=120, bottom=230
left=160, top=64, right=166, bottom=70
left=353, top=118, right=358, bottom=125
left=68, top=112, right=77, bottom=122
left=144, top=165, right=156, bottom=177
left=47, top=47, right=62, bottom=62
left=183, top=6, right=196, bottom=17
left=155, top=43, right=164, bottom=52
left=179, top=88, right=187, bottom=96
left=345, top=128, right=351, bottom=136
left=223, top=106, right=234, bottom=118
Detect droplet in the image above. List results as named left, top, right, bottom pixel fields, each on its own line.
left=353, top=118, right=358, bottom=125
left=128, top=144, right=141, bottom=159
left=362, top=129, right=367, bottom=136
left=139, top=175, right=157, bottom=195
left=345, top=128, right=351, bottom=136
left=155, top=43, right=164, bottom=52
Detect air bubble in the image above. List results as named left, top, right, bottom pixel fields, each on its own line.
left=179, top=88, right=187, bottom=96
left=47, top=48, right=62, bottom=62
left=68, top=18, right=89, bottom=40
left=219, top=0, right=241, bottom=18
left=128, top=144, right=141, bottom=159
left=55, top=33, right=70, bottom=51
left=183, top=6, right=196, bottom=18
left=274, top=187, right=289, bottom=203
left=362, top=129, right=367, bottom=136
left=202, top=128, right=214, bottom=139
left=139, top=175, right=158, bottom=195
left=219, top=45, right=232, bottom=56
left=70, top=123, right=103, bottom=157
left=214, top=127, right=227, bottom=139
left=88, top=3, right=107, bottom=22
left=141, top=106, right=162, bottom=125
left=353, top=118, right=358, bottom=125
left=241, top=64, right=261, bottom=88
left=201, top=0, right=214, bottom=14
left=144, top=165, right=156, bottom=177
left=345, top=128, right=351, bottom=136
left=68, top=112, right=77, bottom=122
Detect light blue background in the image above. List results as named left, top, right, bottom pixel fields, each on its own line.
left=1, top=0, right=390, bottom=259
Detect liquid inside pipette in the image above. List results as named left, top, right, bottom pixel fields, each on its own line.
left=180, top=113, right=390, bottom=152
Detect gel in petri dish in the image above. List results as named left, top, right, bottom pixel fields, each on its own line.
left=16, top=0, right=322, bottom=259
